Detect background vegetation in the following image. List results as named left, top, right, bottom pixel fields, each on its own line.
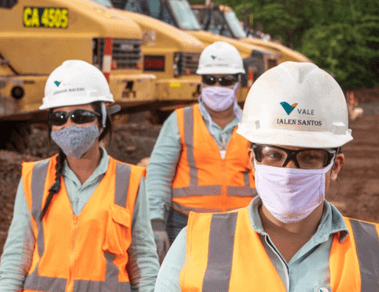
left=191, top=0, right=379, bottom=89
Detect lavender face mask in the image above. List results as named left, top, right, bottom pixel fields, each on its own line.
left=201, top=83, right=238, bottom=111
left=254, top=160, right=334, bottom=223
left=51, top=125, right=100, bottom=159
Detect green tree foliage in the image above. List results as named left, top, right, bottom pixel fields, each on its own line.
left=204, top=0, right=379, bottom=88
left=301, top=15, right=379, bottom=88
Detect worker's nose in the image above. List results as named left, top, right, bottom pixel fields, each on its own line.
left=284, top=159, right=298, bottom=169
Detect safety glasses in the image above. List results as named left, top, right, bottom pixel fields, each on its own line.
left=202, top=75, right=237, bottom=86
left=49, top=110, right=100, bottom=126
left=252, top=144, right=337, bottom=169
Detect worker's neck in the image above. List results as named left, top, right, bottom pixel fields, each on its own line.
left=66, top=143, right=102, bottom=185
left=203, top=103, right=236, bottom=130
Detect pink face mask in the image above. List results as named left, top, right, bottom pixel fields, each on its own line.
left=201, top=83, right=238, bottom=111
left=254, top=160, right=334, bottom=223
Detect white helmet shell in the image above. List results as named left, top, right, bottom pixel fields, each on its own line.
left=40, top=60, right=114, bottom=110
left=196, top=41, right=245, bottom=75
left=237, top=62, right=353, bottom=148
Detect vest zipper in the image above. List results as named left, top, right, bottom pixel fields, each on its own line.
left=66, top=215, right=79, bottom=292
left=220, top=134, right=227, bottom=159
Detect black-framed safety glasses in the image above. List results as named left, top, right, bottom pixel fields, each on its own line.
left=202, top=75, right=238, bottom=86
left=251, top=144, right=338, bottom=169
left=49, top=109, right=101, bottom=126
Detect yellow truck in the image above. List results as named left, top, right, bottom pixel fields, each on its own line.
left=0, top=0, right=156, bottom=150
left=115, top=0, right=278, bottom=104
left=94, top=0, right=204, bottom=110
left=191, top=3, right=312, bottom=63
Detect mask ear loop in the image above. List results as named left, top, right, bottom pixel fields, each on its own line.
left=198, top=88, right=216, bottom=137
left=100, top=102, right=107, bottom=128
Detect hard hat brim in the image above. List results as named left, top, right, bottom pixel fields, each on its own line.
left=39, top=95, right=114, bottom=110
left=196, top=67, right=245, bottom=75
left=237, top=127, right=353, bottom=148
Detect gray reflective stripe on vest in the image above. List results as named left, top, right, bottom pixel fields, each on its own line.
left=350, top=219, right=379, bottom=291
left=114, top=162, right=131, bottom=208
left=202, top=212, right=238, bottom=292
left=172, top=201, right=222, bottom=215
left=173, top=185, right=222, bottom=198
left=184, top=106, right=198, bottom=186
left=227, top=186, right=258, bottom=197
left=24, top=159, right=132, bottom=292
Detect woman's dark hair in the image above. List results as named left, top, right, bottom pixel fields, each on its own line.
left=40, top=102, right=113, bottom=220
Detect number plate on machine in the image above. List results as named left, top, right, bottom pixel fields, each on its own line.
left=23, top=7, right=68, bottom=28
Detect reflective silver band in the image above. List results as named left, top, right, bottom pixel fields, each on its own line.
left=226, top=186, right=258, bottom=197
left=173, top=185, right=222, bottom=198
left=183, top=106, right=198, bottom=186
left=115, top=162, right=131, bottom=208
left=350, top=219, right=379, bottom=291
left=173, top=185, right=255, bottom=198
left=202, top=212, right=238, bottom=292
left=172, top=201, right=222, bottom=215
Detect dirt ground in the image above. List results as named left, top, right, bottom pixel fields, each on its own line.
left=0, top=88, right=378, bottom=255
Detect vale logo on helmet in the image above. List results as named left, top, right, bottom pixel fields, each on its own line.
left=277, top=101, right=322, bottom=127
left=280, top=102, right=315, bottom=116
left=54, top=80, right=62, bottom=87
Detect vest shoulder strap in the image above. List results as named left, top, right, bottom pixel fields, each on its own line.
left=176, top=105, right=197, bottom=145
left=111, top=157, right=146, bottom=218
left=330, top=217, right=379, bottom=291
left=22, top=156, right=57, bottom=219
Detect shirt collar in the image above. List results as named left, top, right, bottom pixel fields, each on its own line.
left=249, top=196, right=349, bottom=243
left=198, top=101, right=242, bottom=129
left=62, top=146, right=110, bottom=186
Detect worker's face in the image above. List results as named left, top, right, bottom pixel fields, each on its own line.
left=248, top=144, right=345, bottom=193
left=202, top=74, right=236, bottom=89
left=50, top=104, right=100, bottom=132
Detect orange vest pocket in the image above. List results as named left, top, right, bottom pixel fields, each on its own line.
left=103, top=204, right=132, bottom=255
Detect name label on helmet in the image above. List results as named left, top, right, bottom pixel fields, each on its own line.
left=53, top=87, right=85, bottom=96
left=275, top=115, right=325, bottom=131
left=23, top=7, right=68, bottom=29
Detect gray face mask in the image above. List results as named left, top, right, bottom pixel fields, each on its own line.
left=51, top=125, right=101, bottom=159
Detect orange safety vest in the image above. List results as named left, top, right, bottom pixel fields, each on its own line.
left=180, top=207, right=379, bottom=291
left=172, top=104, right=257, bottom=215
left=21, top=155, right=145, bottom=292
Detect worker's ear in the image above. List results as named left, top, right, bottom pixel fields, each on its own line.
left=247, top=148, right=255, bottom=174
left=330, top=153, right=345, bottom=181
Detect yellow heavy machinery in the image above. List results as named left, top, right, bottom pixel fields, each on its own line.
left=191, top=3, right=312, bottom=63
left=0, top=0, right=156, bottom=150
left=113, top=0, right=279, bottom=104
left=92, top=0, right=204, bottom=111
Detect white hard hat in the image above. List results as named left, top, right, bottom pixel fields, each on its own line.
left=40, top=60, right=114, bottom=110
left=237, top=62, right=353, bottom=148
left=196, top=42, right=245, bottom=75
